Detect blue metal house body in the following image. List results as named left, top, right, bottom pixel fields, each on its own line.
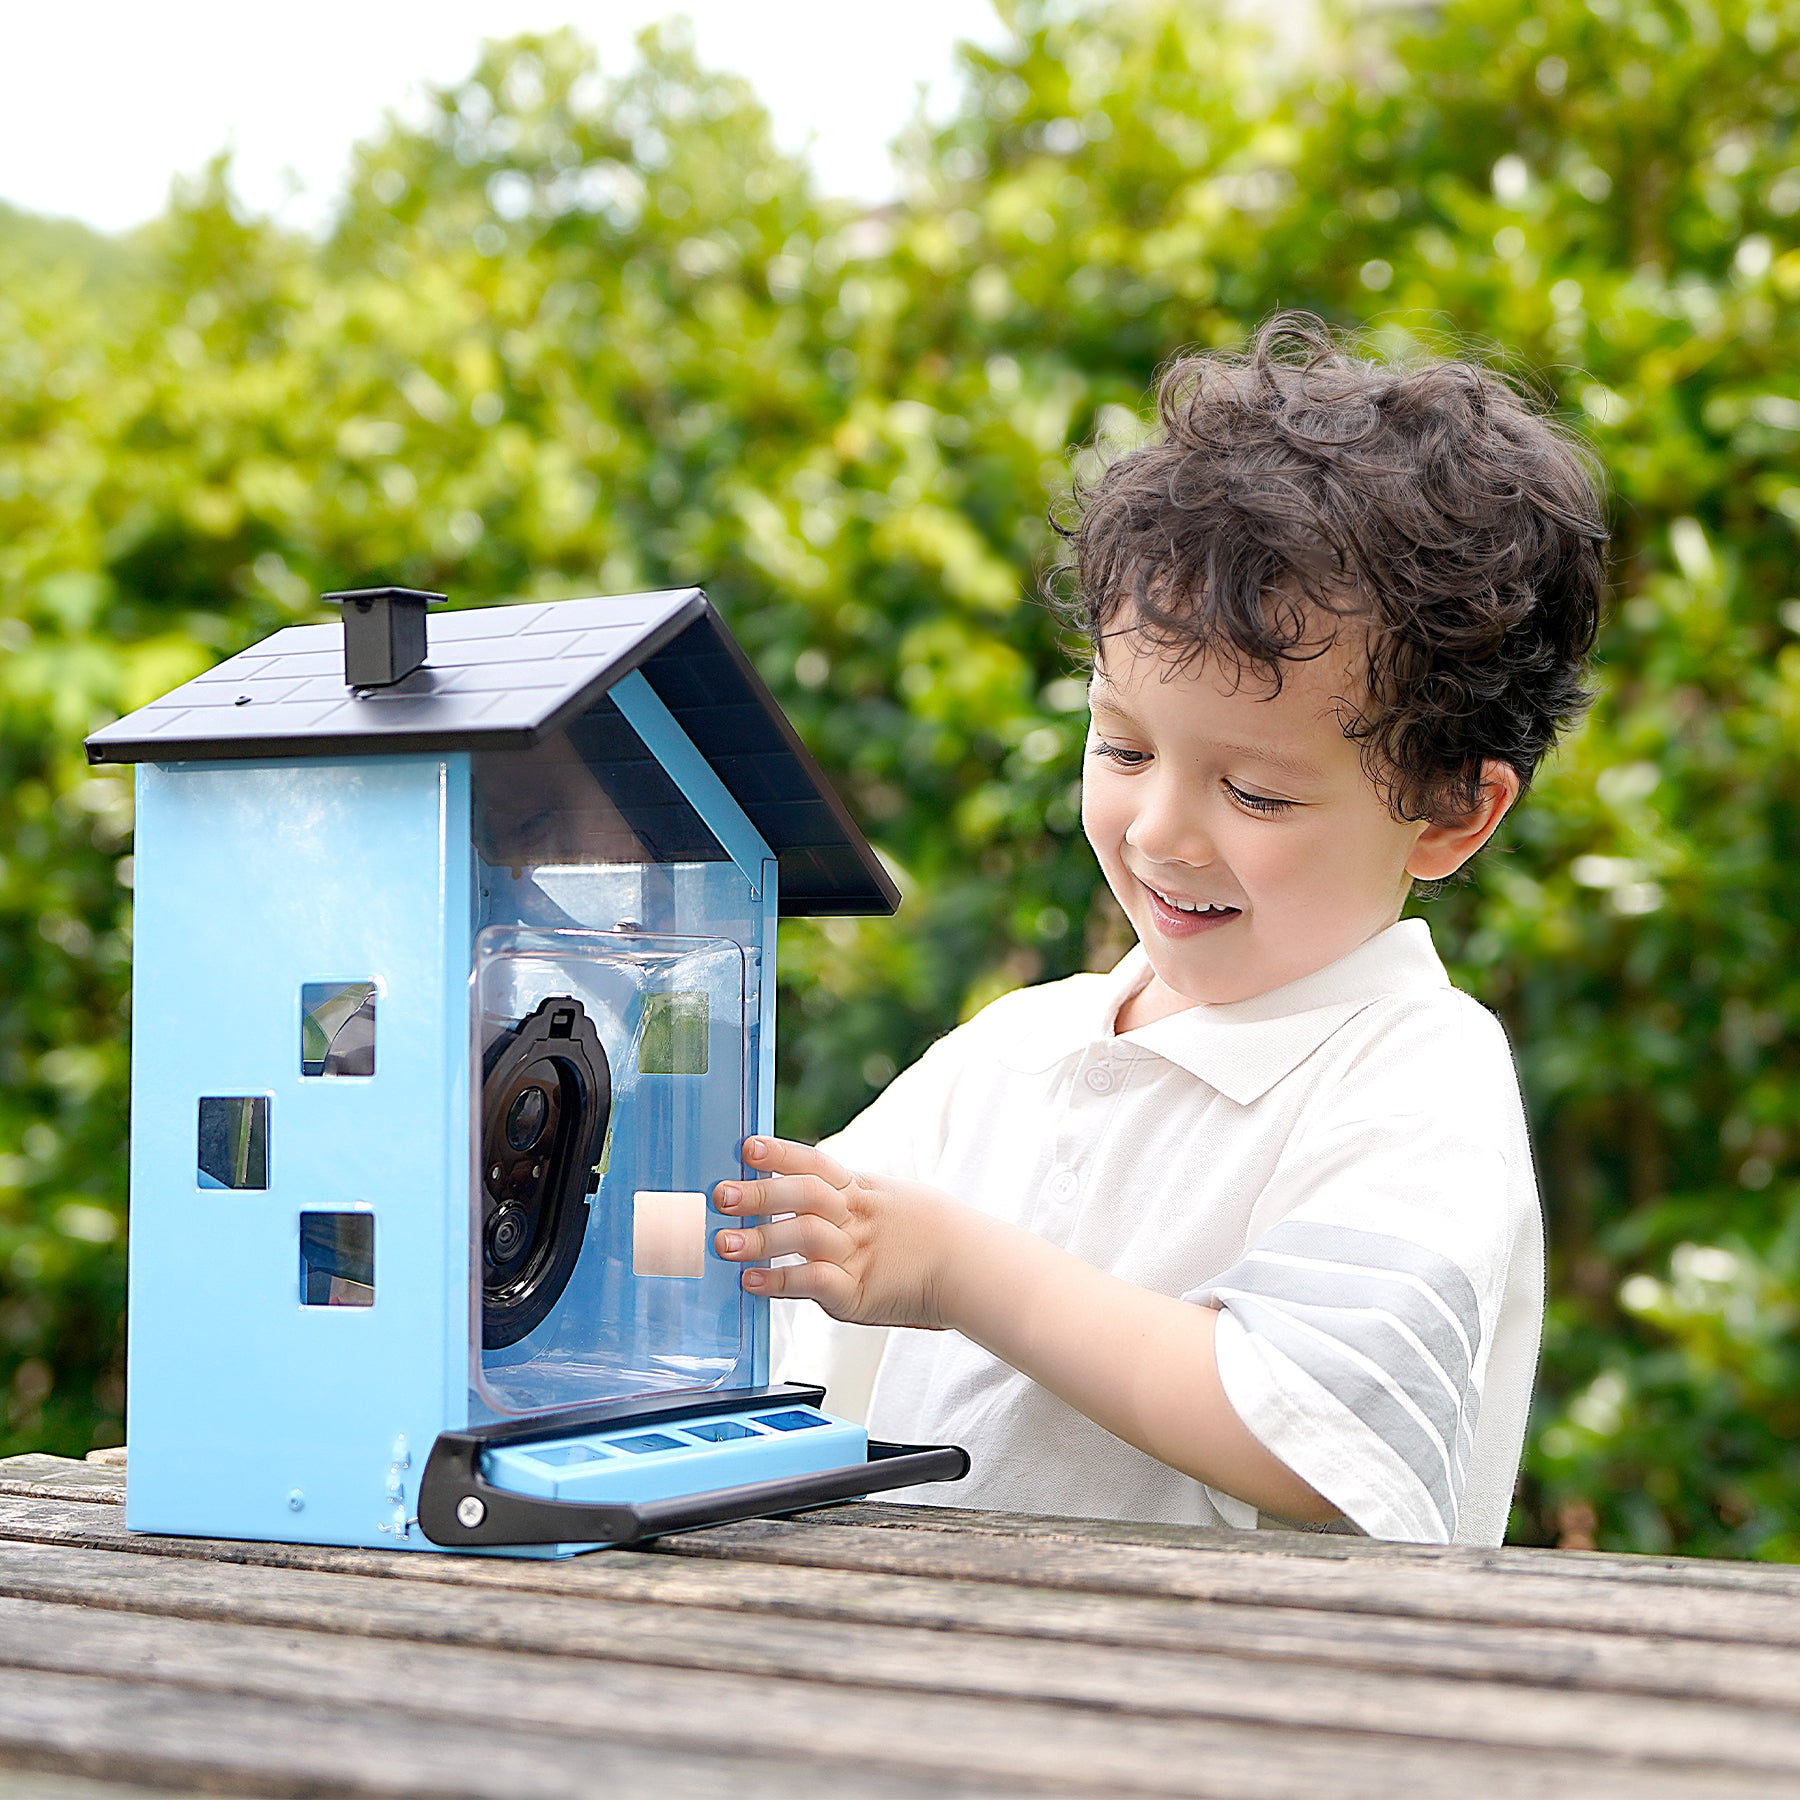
left=88, top=589, right=959, bottom=1556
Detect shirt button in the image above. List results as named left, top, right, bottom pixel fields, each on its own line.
left=1048, top=1168, right=1079, bottom=1203
left=1084, top=1066, right=1114, bottom=1094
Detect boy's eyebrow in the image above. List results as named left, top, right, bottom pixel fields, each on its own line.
left=1087, top=689, right=1324, bottom=784
left=1211, top=741, right=1325, bottom=784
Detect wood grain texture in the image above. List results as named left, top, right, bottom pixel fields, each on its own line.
left=7, top=1452, right=1799, bottom=1597
left=6, top=1493, right=1800, bottom=1713
left=0, top=1667, right=1002, bottom=1800
left=0, top=1773, right=193, bottom=1800
left=0, top=1459, right=124, bottom=1507
left=3, top=1458, right=1800, bottom=1795
left=0, top=1598, right=1785, bottom=1800
left=7, top=1540, right=1800, bottom=1772
left=661, top=1517, right=1800, bottom=1644
left=827, top=1501, right=1800, bottom=1593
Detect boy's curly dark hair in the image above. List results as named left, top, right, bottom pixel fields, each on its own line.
left=1056, top=313, right=1609, bottom=824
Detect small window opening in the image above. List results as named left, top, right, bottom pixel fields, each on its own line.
left=302, top=982, right=377, bottom=1078
left=197, top=1096, right=269, bottom=1190
left=300, top=1211, right=375, bottom=1307
left=638, top=991, right=708, bottom=1075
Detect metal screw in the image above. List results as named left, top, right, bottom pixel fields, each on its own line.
left=456, top=1495, right=486, bottom=1529
left=287, top=1489, right=305, bottom=1512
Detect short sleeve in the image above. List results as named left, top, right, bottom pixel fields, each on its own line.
left=1185, top=999, right=1530, bottom=1543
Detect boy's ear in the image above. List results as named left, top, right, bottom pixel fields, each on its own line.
left=1405, top=761, right=1522, bottom=882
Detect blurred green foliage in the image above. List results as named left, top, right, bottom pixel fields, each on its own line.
left=4, top=0, right=1799, bottom=1557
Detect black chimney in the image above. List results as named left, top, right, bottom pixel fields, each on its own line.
left=324, top=587, right=447, bottom=689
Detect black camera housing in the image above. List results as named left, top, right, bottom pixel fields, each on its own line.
left=479, top=995, right=610, bottom=1349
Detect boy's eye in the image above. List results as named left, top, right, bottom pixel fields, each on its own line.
left=1225, top=780, right=1296, bottom=815
left=1090, top=741, right=1150, bottom=767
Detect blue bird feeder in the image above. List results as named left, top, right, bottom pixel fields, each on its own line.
left=86, top=586, right=966, bottom=1555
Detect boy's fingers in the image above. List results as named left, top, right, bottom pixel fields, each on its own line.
left=713, top=1172, right=849, bottom=1224
left=741, top=1134, right=854, bottom=1190
left=714, top=1215, right=847, bottom=1266
left=739, top=1260, right=859, bottom=1314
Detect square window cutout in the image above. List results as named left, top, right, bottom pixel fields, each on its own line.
left=197, top=1096, right=269, bottom=1190
left=638, top=991, right=708, bottom=1075
left=301, top=982, right=376, bottom=1078
left=300, top=1211, right=374, bottom=1307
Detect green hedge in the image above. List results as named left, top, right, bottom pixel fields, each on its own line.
left=4, top=0, right=1798, bottom=1556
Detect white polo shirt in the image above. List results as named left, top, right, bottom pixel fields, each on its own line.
left=775, top=918, right=1544, bottom=1546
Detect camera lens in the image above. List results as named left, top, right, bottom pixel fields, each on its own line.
left=487, top=1204, right=529, bottom=1265
left=505, top=1084, right=550, bottom=1152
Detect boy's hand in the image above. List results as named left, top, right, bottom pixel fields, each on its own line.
left=714, top=1139, right=1336, bottom=1524
left=712, top=1136, right=966, bottom=1330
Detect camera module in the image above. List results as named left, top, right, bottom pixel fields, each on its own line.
left=478, top=996, right=610, bottom=1349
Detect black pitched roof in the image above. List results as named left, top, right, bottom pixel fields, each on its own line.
left=84, top=589, right=899, bottom=918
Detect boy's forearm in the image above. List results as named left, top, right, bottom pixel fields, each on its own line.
left=718, top=1135, right=1337, bottom=1524
left=934, top=1209, right=1339, bottom=1525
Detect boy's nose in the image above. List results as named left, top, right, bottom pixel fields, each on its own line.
left=1125, top=782, right=1216, bottom=870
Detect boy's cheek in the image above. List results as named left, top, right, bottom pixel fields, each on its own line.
left=1078, top=778, right=1126, bottom=869
left=1084, top=835, right=1137, bottom=916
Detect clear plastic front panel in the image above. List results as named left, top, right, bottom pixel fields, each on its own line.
left=472, top=924, right=750, bottom=1416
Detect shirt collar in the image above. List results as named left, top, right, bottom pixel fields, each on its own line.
left=1003, top=918, right=1450, bottom=1106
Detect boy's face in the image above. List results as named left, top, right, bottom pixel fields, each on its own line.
left=1082, top=628, right=1440, bottom=1012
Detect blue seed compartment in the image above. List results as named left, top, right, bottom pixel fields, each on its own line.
left=482, top=1402, right=866, bottom=1511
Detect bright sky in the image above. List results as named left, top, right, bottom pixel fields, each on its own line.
left=0, top=2, right=1011, bottom=235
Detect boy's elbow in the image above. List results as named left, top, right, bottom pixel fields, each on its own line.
left=1160, top=1436, right=1340, bottom=1525
left=1257, top=1477, right=1343, bottom=1528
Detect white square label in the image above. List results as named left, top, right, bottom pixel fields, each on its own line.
left=632, top=1190, right=708, bottom=1280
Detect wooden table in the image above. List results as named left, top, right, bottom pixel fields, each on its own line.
left=1, top=1453, right=1798, bottom=1797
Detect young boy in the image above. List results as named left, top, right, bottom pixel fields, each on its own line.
left=715, top=314, right=1607, bottom=1546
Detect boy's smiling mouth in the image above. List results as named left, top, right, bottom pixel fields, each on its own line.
left=1140, top=879, right=1243, bottom=937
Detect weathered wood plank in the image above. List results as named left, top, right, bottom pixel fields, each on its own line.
left=14, top=1484, right=1800, bottom=1649
left=0, top=1667, right=987, bottom=1800
left=4, top=1484, right=1800, bottom=1794
left=8, top=1450, right=1795, bottom=1601
left=0, top=1460, right=124, bottom=1507
left=2, top=1607, right=1793, bottom=1800
left=658, top=1517, right=1800, bottom=1645
left=13, top=1452, right=1798, bottom=1604
left=4, top=1591, right=1685, bottom=1799
left=6, top=1491, right=1800, bottom=1715
left=823, top=1502, right=1800, bottom=1594
left=0, top=1773, right=192, bottom=1800
left=3, top=1541, right=1800, bottom=1775
left=0, top=1592, right=1310, bottom=1798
